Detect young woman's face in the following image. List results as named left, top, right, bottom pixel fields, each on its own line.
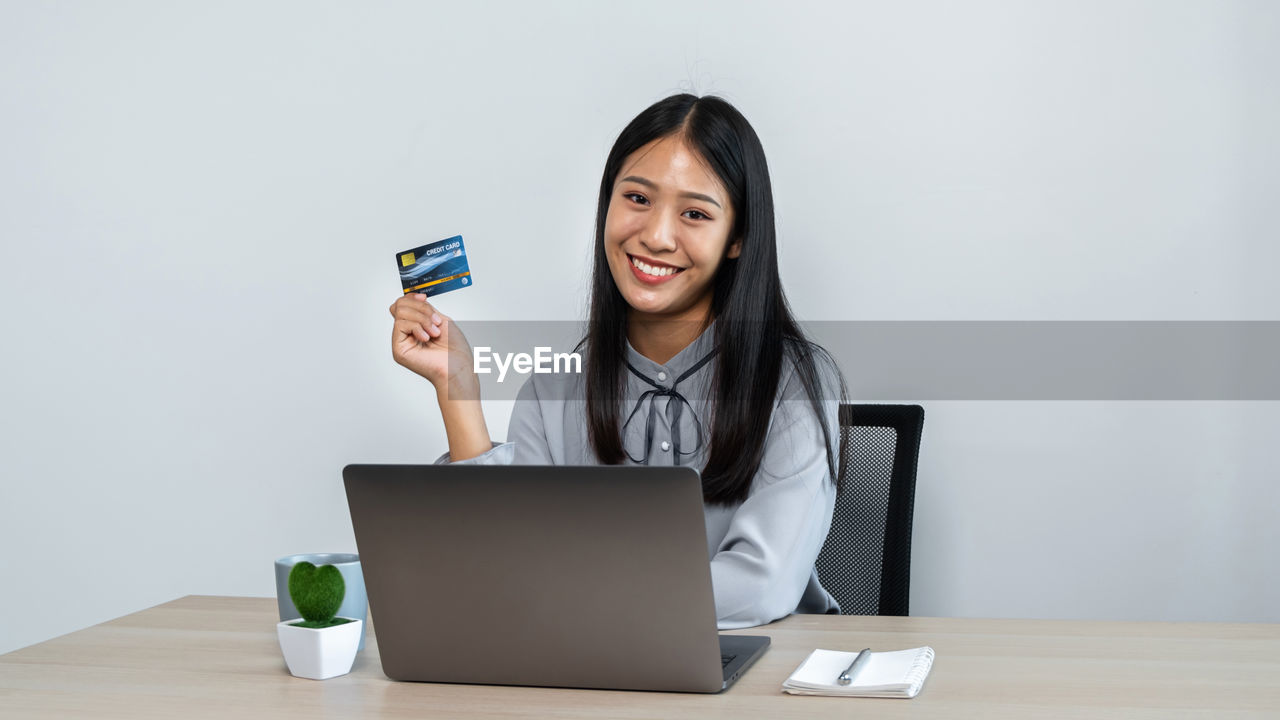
left=604, top=135, right=739, bottom=323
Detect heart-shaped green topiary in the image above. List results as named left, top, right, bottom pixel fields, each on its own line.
left=288, top=561, right=346, bottom=623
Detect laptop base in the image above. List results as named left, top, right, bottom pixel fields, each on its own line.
left=719, top=634, right=770, bottom=691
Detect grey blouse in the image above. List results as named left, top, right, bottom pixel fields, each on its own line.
left=433, top=319, right=842, bottom=629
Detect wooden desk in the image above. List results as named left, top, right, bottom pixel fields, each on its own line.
left=2, top=596, right=1276, bottom=718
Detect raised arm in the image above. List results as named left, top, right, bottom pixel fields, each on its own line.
left=433, top=375, right=555, bottom=465
left=390, top=293, right=492, bottom=461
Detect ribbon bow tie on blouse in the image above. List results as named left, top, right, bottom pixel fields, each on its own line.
left=621, top=348, right=718, bottom=465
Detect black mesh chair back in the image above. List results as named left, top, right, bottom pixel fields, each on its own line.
left=814, top=404, right=924, bottom=616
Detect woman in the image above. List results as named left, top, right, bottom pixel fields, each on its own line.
left=388, top=93, right=848, bottom=628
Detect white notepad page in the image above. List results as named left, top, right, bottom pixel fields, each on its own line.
left=782, top=647, right=935, bottom=698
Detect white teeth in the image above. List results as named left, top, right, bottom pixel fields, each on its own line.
left=631, top=256, right=679, bottom=277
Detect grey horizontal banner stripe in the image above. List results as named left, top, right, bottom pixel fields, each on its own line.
left=442, top=322, right=1280, bottom=401
left=809, top=321, right=1280, bottom=400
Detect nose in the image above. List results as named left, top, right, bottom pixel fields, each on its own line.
left=639, top=208, right=678, bottom=254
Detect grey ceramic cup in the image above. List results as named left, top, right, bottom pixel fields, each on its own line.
left=275, top=552, right=368, bottom=652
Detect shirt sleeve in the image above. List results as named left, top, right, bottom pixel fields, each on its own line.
left=431, top=376, right=555, bottom=465
left=709, top=354, right=841, bottom=629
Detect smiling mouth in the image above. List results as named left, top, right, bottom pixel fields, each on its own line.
left=628, top=254, right=685, bottom=278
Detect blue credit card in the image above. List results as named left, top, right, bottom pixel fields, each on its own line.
left=396, top=235, right=472, bottom=297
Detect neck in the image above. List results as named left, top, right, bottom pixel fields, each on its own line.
left=627, top=304, right=713, bottom=366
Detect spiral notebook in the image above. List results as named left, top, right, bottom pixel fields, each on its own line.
left=782, top=647, right=935, bottom=698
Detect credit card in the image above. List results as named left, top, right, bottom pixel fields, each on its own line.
left=396, top=235, right=472, bottom=297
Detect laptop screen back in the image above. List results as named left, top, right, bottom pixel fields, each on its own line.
left=343, top=464, right=727, bottom=692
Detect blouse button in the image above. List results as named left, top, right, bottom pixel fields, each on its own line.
left=660, top=440, right=671, bottom=452
left=657, top=371, right=667, bottom=381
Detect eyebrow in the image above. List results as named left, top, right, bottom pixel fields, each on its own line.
left=618, top=175, right=722, bottom=209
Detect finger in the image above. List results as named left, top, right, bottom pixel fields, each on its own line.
left=388, top=294, right=413, bottom=316
left=399, top=294, right=444, bottom=319
left=392, top=301, right=437, bottom=326
left=394, top=318, right=431, bottom=341
left=413, top=294, right=447, bottom=325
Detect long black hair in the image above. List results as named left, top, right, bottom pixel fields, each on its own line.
left=583, top=93, right=847, bottom=506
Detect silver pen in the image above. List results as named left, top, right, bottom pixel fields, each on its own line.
left=837, top=647, right=871, bottom=686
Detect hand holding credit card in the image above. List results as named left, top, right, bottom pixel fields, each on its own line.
left=389, top=234, right=480, bottom=398
left=397, top=235, right=472, bottom=297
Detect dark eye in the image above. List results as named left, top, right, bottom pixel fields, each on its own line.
left=684, top=209, right=710, bottom=221
left=623, top=192, right=648, bottom=205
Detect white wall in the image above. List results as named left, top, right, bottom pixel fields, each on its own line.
left=2, top=0, right=1277, bottom=654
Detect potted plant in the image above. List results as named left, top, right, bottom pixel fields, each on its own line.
left=276, top=561, right=364, bottom=680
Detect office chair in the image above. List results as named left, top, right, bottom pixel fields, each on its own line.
left=814, top=404, right=924, bottom=616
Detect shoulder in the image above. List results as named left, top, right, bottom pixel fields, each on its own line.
left=763, top=338, right=844, bottom=454
left=775, top=338, right=844, bottom=407
left=753, top=338, right=844, bottom=485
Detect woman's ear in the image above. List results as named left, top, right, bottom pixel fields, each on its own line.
left=726, top=237, right=743, bottom=259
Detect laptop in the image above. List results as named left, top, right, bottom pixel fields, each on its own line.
left=342, top=464, right=770, bottom=693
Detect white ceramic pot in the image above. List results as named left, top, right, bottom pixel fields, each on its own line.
left=276, top=618, right=363, bottom=680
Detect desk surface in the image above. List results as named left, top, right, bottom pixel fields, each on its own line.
left=2, top=596, right=1277, bottom=719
